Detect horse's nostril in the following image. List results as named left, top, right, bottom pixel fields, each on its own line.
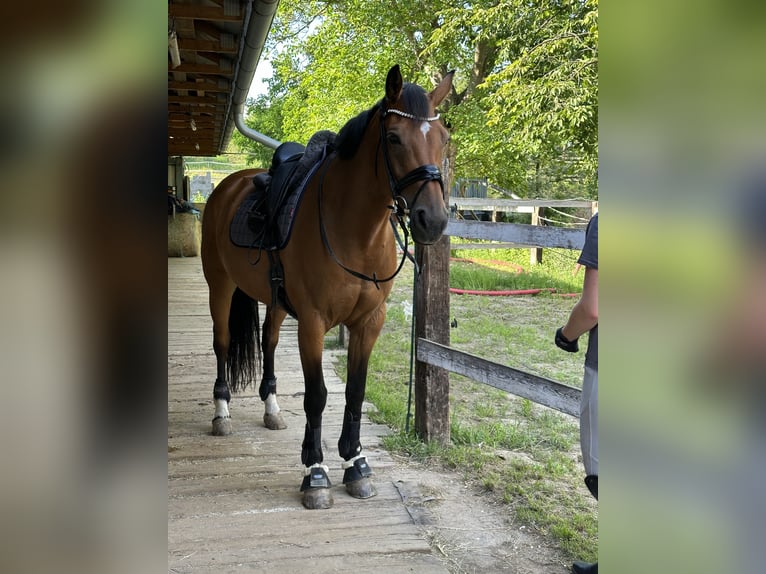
left=415, top=208, right=428, bottom=229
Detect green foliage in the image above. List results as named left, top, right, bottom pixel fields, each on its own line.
left=236, top=0, right=598, bottom=198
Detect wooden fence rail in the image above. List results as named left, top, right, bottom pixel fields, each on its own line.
left=446, top=220, right=585, bottom=250
left=413, top=216, right=591, bottom=444
left=447, top=199, right=596, bottom=264
left=449, top=197, right=594, bottom=214
left=416, top=339, right=581, bottom=418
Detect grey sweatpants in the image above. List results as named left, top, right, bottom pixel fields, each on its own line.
left=581, top=365, right=598, bottom=476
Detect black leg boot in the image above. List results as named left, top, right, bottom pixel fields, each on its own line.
left=572, top=475, right=598, bottom=574
left=584, top=474, right=598, bottom=500
left=572, top=561, right=598, bottom=573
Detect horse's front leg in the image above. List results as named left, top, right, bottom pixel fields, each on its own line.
left=259, top=306, right=287, bottom=430
left=339, top=304, right=386, bottom=500
left=298, top=317, right=332, bottom=509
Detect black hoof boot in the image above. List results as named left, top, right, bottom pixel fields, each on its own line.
left=572, top=561, right=597, bottom=573
left=343, top=457, right=377, bottom=499
left=300, top=465, right=333, bottom=510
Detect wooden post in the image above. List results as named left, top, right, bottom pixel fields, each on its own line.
left=337, top=324, right=347, bottom=348
left=414, top=234, right=451, bottom=446
left=530, top=206, right=543, bottom=265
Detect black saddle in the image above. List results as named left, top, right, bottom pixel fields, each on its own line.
left=230, top=131, right=335, bottom=251
left=265, top=141, right=305, bottom=220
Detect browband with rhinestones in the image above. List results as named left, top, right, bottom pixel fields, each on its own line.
left=384, top=108, right=440, bottom=122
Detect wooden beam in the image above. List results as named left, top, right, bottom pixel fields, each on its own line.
left=169, top=111, right=216, bottom=119
left=448, top=198, right=593, bottom=209
left=168, top=124, right=218, bottom=131
left=168, top=80, right=231, bottom=93
left=417, top=339, right=581, bottom=417
left=168, top=96, right=226, bottom=107
left=168, top=132, right=216, bottom=140
left=177, top=39, right=237, bottom=54
left=168, top=62, right=234, bottom=75
left=169, top=131, right=218, bottom=139
left=449, top=242, right=532, bottom=250
left=169, top=121, right=218, bottom=129
left=446, top=220, right=585, bottom=250
left=169, top=4, right=243, bottom=22
left=169, top=145, right=220, bottom=156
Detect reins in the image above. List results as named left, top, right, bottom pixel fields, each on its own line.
left=317, top=152, right=411, bottom=289
left=317, top=106, right=444, bottom=289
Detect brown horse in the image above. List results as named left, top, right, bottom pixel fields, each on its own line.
left=201, top=65, right=454, bottom=509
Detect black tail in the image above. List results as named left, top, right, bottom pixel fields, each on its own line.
left=226, top=287, right=262, bottom=393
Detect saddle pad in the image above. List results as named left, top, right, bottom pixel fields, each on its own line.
left=229, top=140, right=331, bottom=250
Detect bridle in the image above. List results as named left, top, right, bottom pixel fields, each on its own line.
left=317, top=105, right=445, bottom=288
left=378, top=107, right=446, bottom=221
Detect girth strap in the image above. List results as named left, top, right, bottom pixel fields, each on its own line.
left=266, top=250, right=298, bottom=319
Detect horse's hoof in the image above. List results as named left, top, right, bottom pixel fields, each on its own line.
left=263, top=412, right=287, bottom=430
left=345, top=477, right=377, bottom=499
left=302, top=488, right=334, bottom=509
left=212, top=416, right=232, bottom=436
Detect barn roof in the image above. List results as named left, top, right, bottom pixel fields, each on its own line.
left=168, top=0, right=279, bottom=157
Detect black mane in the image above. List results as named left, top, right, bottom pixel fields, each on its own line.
left=335, top=83, right=432, bottom=160
left=335, top=103, right=380, bottom=160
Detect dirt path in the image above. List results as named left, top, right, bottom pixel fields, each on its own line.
left=392, top=458, right=572, bottom=574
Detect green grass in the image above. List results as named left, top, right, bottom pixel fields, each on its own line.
left=450, top=247, right=583, bottom=294
left=331, top=248, right=597, bottom=563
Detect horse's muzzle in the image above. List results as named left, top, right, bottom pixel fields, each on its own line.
left=410, top=203, right=449, bottom=245
left=394, top=165, right=447, bottom=245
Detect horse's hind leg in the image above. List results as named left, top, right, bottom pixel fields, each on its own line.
left=260, top=306, right=287, bottom=430
left=338, top=306, right=386, bottom=500
left=208, top=278, right=237, bottom=436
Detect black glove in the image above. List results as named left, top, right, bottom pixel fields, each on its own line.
left=555, top=327, right=579, bottom=352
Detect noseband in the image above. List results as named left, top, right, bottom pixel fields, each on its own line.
left=379, top=107, right=445, bottom=218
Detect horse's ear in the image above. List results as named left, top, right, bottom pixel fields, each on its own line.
left=385, top=65, right=403, bottom=104
left=429, top=69, right=455, bottom=107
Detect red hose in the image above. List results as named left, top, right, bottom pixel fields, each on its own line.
left=449, top=288, right=580, bottom=297
left=450, top=287, right=556, bottom=296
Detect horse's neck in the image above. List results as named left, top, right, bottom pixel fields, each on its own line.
left=327, top=142, right=394, bottom=246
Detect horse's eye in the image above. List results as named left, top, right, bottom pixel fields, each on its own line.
left=387, top=133, right=401, bottom=145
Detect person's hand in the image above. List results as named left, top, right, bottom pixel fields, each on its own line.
left=555, top=327, right=579, bottom=352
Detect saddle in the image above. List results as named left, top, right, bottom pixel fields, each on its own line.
left=230, top=130, right=335, bottom=251
left=229, top=131, right=336, bottom=318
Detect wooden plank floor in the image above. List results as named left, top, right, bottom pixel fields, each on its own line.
left=168, top=257, right=449, bottom=573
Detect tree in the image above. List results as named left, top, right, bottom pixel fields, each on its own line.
left=235, top=0, right=597, bottom=199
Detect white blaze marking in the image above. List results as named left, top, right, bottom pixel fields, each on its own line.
left=420, top=121, right=431, bottom=140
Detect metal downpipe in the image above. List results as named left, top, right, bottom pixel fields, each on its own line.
left=221, top=0, right=282, bottom=151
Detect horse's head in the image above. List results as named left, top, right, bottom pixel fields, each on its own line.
left=381, top=65, right=454, bottom=245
